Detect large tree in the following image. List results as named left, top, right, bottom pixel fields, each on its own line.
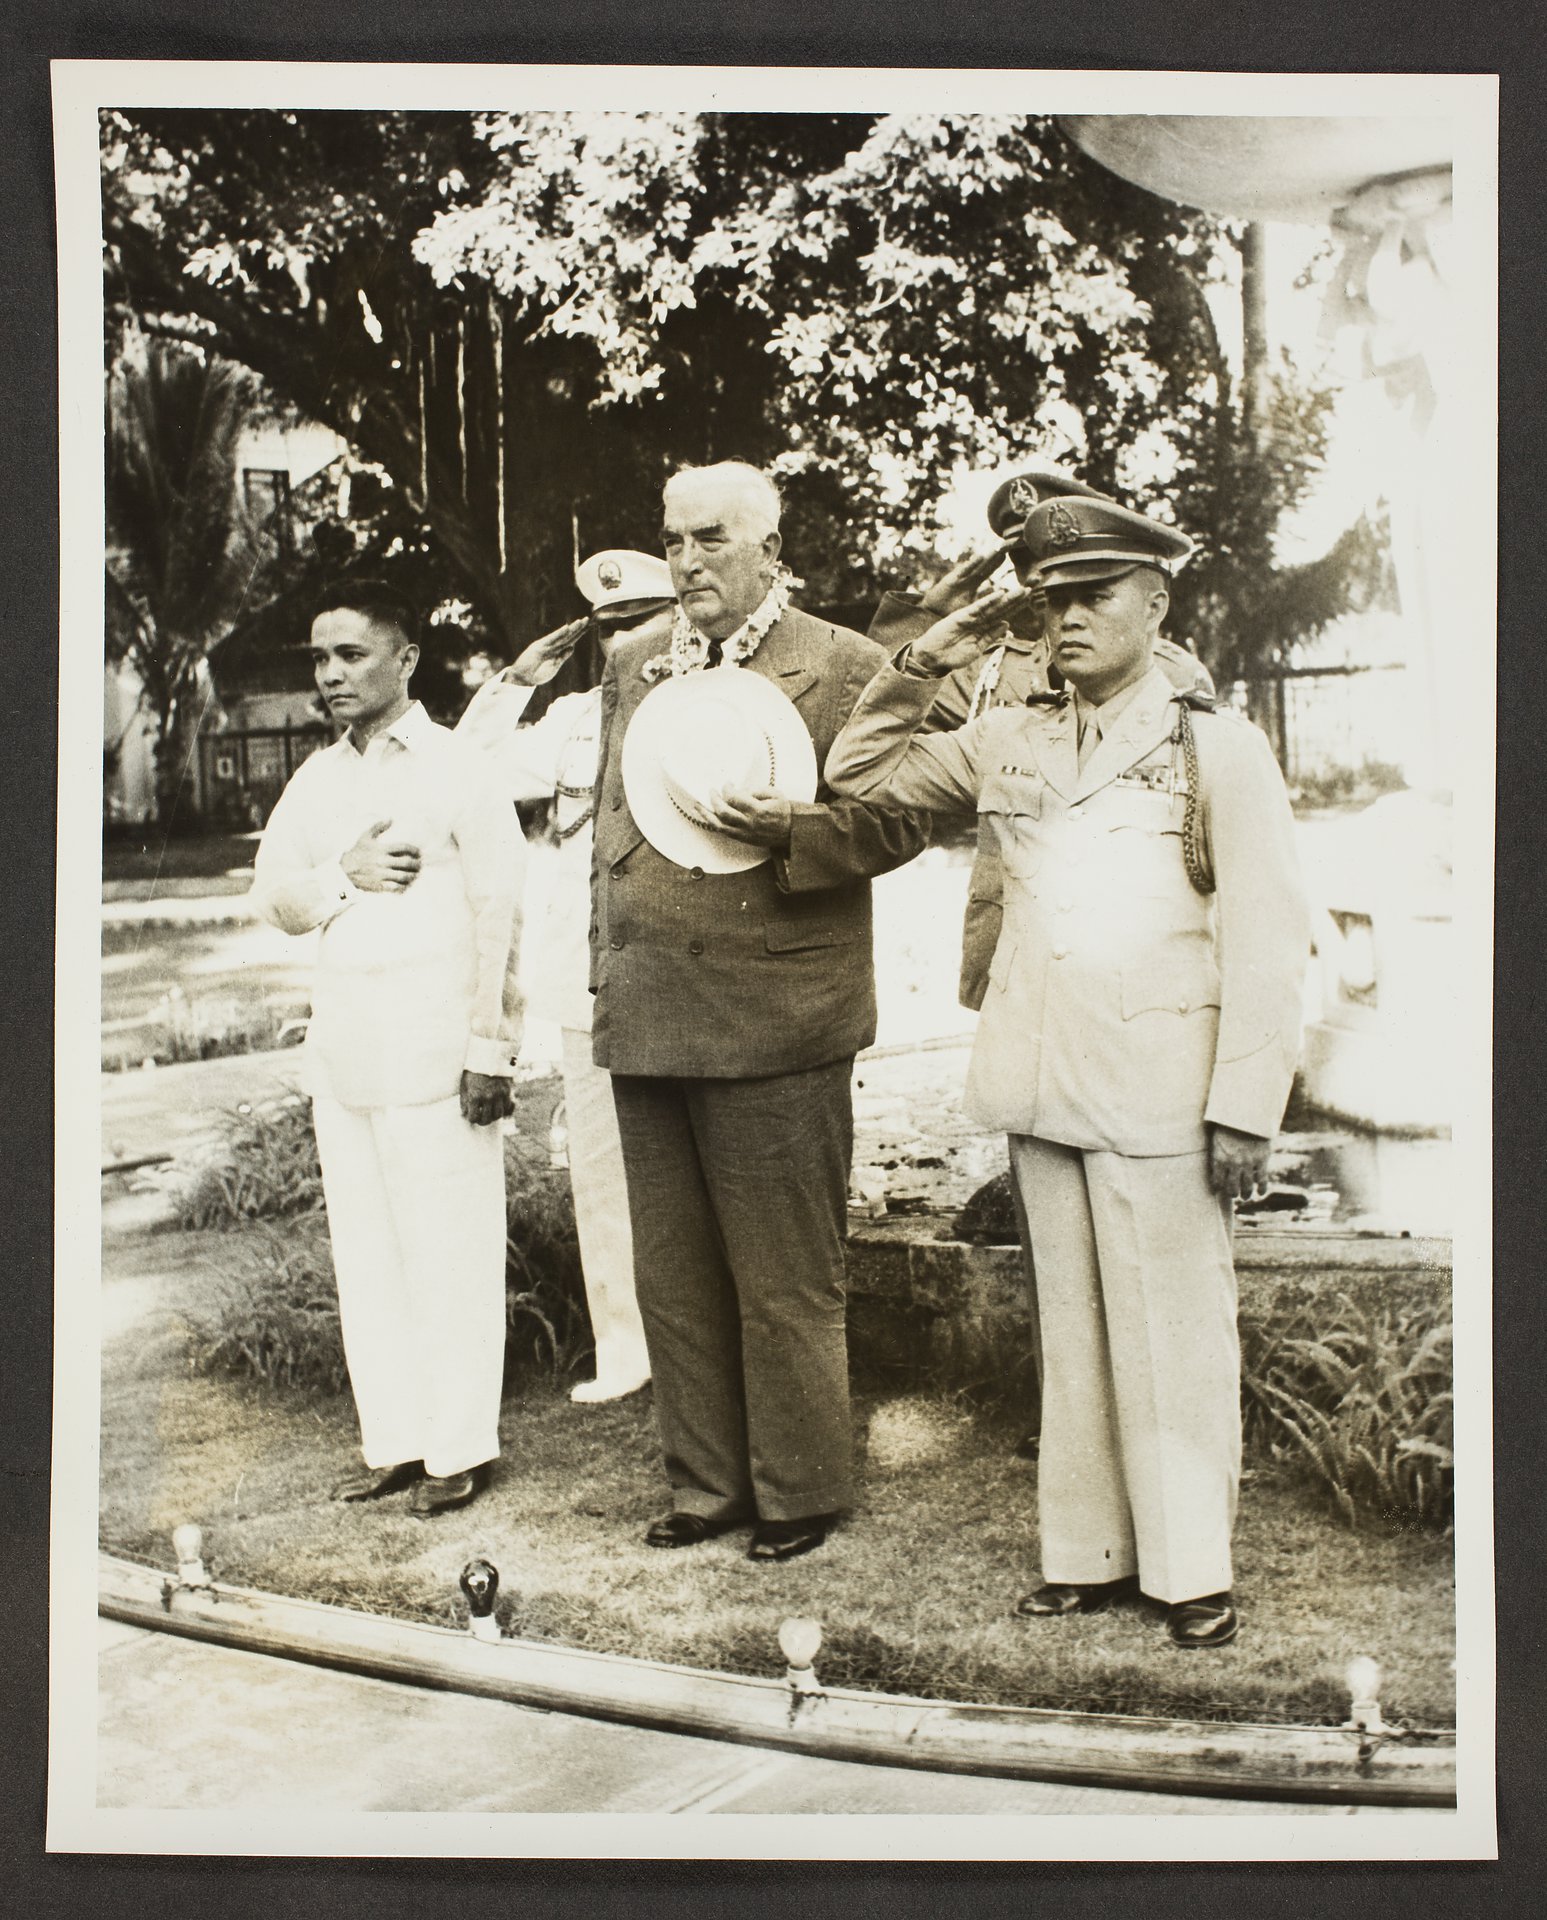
left=103, top=108, right=1344, bottom=692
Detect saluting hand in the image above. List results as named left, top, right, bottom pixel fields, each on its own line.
left=342, top=818, right=422, bottom=893
left=908, top=584, right=1043, bottom=677
left=1207, top=1124, right=1272, bottom=1201
left=702, top=785, right=794, bottom=852
left=506, top=615, right=592, bottom=687
left=919, top=543, right=1013, bottom=616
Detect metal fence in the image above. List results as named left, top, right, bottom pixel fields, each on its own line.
left=198, top=722, right=333, bottom=829
left=1241, top=663, right=1407, bottom=787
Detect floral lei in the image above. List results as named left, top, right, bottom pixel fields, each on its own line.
left=640, top=566, right=797, bottom=682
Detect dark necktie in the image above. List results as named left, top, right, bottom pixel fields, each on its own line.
left=705, top=637, right=723, bottom=668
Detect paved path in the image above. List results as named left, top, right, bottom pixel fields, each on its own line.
left=96, top=1617, right=1357, bottom=1818
left=101, top=1048, right=306, bottom=1166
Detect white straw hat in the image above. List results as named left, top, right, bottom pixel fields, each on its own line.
left=621, top=667, right=818, bottom=873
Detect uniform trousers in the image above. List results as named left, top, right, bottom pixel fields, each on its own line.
left=610, top=1059, right=856, bottom=1523
left=559, top=1027, right=649, bottom=1386
left=1009, top=1135, right=1240, bottom=1605
left=311, top=1091, right=508, bottom=1479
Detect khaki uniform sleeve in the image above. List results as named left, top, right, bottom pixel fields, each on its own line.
left=824, top=654, right=987, bottom=815
left=1198, top=716, right=1311, bottom=1139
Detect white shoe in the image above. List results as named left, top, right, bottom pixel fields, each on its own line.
left=570, top=1371, right=650, bottom=1404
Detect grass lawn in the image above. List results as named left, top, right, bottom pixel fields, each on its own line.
left=103, top=829, right=260, bottom=886
left=100, top=1221, right=1457, bottom=1731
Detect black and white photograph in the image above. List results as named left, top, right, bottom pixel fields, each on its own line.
left=47, top=59, right=1497, bottom=1860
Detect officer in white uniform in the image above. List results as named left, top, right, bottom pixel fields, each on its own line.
left=826, top=496, right=1309, bottom=1647
left=456, top=551, right=673, bottom=1402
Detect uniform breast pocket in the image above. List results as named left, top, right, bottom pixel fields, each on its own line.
left=980, top=772, right=1044, bottom=879
left=1102, top=785, right=1185, bottom=891
left=1120, top=952, right=1222, bottom=1022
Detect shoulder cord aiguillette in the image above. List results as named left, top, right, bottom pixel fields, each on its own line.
left=1176, top=702, right=1213, bottom=895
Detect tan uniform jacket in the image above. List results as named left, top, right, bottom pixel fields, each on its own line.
left=868, top=592, right=1215, bottom=1009
left=590, top=608, right=928, bottom=1079
left=825, top=659, right=1308, bottom=1154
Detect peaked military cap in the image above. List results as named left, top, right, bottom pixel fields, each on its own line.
left=985, top=461, right=1109, bottom=543
left=1020, top=495, right=1194, bottom=588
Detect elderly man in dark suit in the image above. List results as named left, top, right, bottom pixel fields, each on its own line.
left=590, top=461, right=927, bottom=1562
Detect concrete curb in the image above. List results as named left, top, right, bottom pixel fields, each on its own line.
left=100, top=1553, right=1455, bottom=1809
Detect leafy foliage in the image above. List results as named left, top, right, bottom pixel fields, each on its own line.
left=106, top=339, right=276, bottom=823
left=189, top=1215, right=348, bottom=1394
left=172, top=1096, right=323, bottom=1229
left=103, top=107, right=1354, bottom=691
left=179, top=1093, right=595, bottom=1391
left=499, top=1128, right=593, bottom=1384
left=1241, top=1297, right=1454, bottom=1532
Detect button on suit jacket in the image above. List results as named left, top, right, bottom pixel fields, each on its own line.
left=590, top=608, right=929, bottom=1079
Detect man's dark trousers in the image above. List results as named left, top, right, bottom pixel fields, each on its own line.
left=611, top=1057, right=855, bottom=1524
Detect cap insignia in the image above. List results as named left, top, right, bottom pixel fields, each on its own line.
left=1008, top=476, right=1040, bottom=516
left=1045, top=503, right=1081, bottom=550
left=598, top=559, right=623, bottom=590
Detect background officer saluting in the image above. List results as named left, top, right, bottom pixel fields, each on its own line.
left=826, top=494, right=1309, bottom=1649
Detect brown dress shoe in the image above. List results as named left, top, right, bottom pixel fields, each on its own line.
left=1166, top=1592, right=1239, bottom=1648
left=409, top=1465, right=487, bottom=1517
left=332, top=1460, right=423, bottom=1503
left=1014, top=1575, right=1141, bottom=1617
left=747, top=1514, right=836, bottom=1562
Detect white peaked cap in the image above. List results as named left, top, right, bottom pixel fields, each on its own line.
left=576, top=549, right=675, bottom=611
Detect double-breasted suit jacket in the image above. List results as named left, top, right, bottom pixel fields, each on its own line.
left=590, top=608, right=929, bottom=1078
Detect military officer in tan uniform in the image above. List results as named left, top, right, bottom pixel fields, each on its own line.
left=869, top=463, right=1214, bottom=1009
left=826, top=495, right=1309, bottom=1648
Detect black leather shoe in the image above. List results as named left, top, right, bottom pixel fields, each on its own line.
left=747, top=1515, right=835, bottom=1562
left=409, top=1465, right=487, bottom=1517
left=332, top=1460, right=423, bottom=1503
left=1014, top=1575, right=1140, bottom=1617
left=644, top=1511, right=741, bottom=1549
left=1166, top=1592, right=1239, bottom=1648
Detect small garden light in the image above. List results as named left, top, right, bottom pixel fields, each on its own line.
left=1344, top=1654, right=1386, bottom=1734
left=171, top=1523, right=210, bottom=1590
left=459, top=1557, right=502, bottom=1643
left=778, top=1616, right=823, bottom=1697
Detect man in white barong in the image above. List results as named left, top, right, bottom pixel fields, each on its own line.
left=456, top=550, right=672, bottom=1402
left=254, top=579, right=525, bottom=1516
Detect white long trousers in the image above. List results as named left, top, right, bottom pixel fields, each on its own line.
left=1009, top=1135, right=1240, bottom=1605
left=560, top=1028, right=649, bottom=1385
left=311, top=1092, right=508, bottom=1478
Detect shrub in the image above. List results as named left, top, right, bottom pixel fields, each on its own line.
left=189, top=1216, right=348, bottom=1394
left=172, top=1096, right=323, bottom=1229
left=501, top=1129, right=592, bottom=1385
left=1241, top=1296, right=1453, bottom=1532
left=181, top=1091, right=596, bottom=1393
